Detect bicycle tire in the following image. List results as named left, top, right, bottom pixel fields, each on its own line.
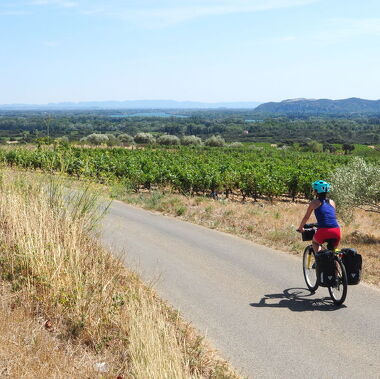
left=303, top=245, right=319, bottom=292
left=328, top=257, right=348, bottom=306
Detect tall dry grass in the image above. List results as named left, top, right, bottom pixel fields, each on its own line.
left=0, top=283, right=101, bottom=378
left=0, top=171, right=238, bottom=378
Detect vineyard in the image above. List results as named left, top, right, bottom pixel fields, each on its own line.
left=0, top=146, right=371, bottom=201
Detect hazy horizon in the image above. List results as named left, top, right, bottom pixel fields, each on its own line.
left=2, top=1, right=380, bottom=104
left=2, top=97, right=380, bottom=108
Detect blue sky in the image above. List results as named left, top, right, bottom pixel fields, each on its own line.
left=1, top=0, right=380, bottom=104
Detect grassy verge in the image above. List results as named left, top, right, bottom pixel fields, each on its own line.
left=0, top=283, right=103, bottom=378
left=109, top=187, right=380, bottom=287
left=0, top=170, right=240, bottom=378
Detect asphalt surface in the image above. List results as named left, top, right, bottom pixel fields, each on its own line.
left=100, top=201, right=380, bottom=379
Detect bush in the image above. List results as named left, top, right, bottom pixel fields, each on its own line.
left=134, top=133, right=156, bottom=145
left=57, top=136, right=69, bottom=143
left=307, top=141, right=323, bottom=153
left=157, top=135, right=180, bottom=146
left=118, top=133, right=134, bottom=146
left=323, top=143, right=336, bottom=153
left=342, top=143, right=355, bottom=155
left=106, top=134, right=120, bottom=147
left=56, top=136, right=69, bottom=147
left=180, top=135, right=202, bottom=146
left=330, top=157, right=380, bottom=221
left=85, top=133, right=109, bottom=145
left=228, top=142, right=243, bottom=148
left=204, top=135, right=225, bottom=147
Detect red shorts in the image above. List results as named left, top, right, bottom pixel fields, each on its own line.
left=313, top=227, right=341, bottom=247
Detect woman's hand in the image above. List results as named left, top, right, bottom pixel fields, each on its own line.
left=296, top=227, right=304, bottom=233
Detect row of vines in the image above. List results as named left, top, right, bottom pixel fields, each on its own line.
left=0, top=146, right=360, bottom=201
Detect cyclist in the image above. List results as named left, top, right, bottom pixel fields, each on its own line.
left=297, top=180, right=341, bottom=253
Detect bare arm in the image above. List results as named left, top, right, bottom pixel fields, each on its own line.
left=297, top=200, right=319, bottom=232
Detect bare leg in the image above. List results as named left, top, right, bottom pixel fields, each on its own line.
left=312, top=239, right=321, bottom=254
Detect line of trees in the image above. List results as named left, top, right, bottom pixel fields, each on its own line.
left=79, top=133, right=226, bottom=147
left=1, top=112, right=380, bottom=145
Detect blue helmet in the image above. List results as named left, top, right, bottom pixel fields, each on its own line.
left=312, top=180, right=331, bottom=193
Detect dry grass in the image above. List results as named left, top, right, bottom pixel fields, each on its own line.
left=116, top=190, right=380, bottom=287
left=0, top=171, right=239, bottom=379
left=0, top=283, right=102, bottom=378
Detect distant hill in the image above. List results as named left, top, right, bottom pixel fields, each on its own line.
left=254, top=98, right=380, bottom=115
left=0, top=100, right=261, bottom=111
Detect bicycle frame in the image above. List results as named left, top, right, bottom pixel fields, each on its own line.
left=302, top=228, right=348, bottom=305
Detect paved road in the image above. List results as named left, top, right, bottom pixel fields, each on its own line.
left=100, top=201, right=380, bottom=379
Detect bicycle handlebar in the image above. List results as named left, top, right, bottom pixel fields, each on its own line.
left=304, top=223, right=318, bottom=229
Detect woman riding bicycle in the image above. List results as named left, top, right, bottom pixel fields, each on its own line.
left=297, top=180, right=341, bottom=253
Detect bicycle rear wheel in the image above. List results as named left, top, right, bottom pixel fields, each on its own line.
left=303, top=245, right=318, bottom=292
left=328, top=258, right=348, bottom=306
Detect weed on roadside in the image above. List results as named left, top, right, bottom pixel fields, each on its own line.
left=0, top=171, right=241, bottom=378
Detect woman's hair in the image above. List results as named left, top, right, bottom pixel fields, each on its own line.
left=317, top=192, right=328, bottom=201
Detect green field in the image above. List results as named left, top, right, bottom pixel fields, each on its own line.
left=2, top=145, right=378, bottom=201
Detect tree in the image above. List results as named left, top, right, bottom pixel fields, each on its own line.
left=307, top=140, right=323, bottom=153
left=157, top=134, right=180, bottom=146
left=181, top=135, right=202, bottom=146
left=342, top=143, right=355, bottom=155
left=118, top=133, right=134, bottom=146
left=134, top=133, right=156, bottom=144
left=204, top=135, right=225, bottom=147
left=56, top=136, right=70, bottom=148
left=330, top=158, right=380, bottom=221
left=85, top=133, right=109, bottom=145
left=106, top=134, right=120, bottom=147
left=323, top=143, right=336, bottom=153
left=20, top=131, right=33, bottom=143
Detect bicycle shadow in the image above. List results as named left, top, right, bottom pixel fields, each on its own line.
left=250, top=288, right=347, bottom=312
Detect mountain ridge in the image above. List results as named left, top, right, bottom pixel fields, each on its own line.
left=0, top=100, right=261, bottom=110
left=2, top=97, right=380, bottom=114
left=254, top=97, right=380, bottom=114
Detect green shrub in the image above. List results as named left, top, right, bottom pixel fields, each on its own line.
left=134, top=133, right=156, bottom=145
left=204, top=135, right=225, bottom=147
left=85, top=133, right=109, bottom=145
left=330, top=157, right=380, bottom=221
left=307, top=141, right=323, bottom=153
left=106, top=134, right=120, bottom=147
left=181, top=135, right=202, bottom=146
left=175, top=205, right=187, bottom=216
left=118, top=133, right=134, bottom=145
left=228, top=142, right=243, bottom=148
left=157, top=135, right=180, bottom=146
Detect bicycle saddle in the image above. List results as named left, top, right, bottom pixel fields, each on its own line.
left=326, top=239, right=337, bottom=250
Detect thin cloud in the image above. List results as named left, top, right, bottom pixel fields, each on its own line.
left=139, top=1, right=316, bottom=26
left=24, top=0, right=319, bottom=27
left=315, top=18, right=380, bottom=43
left=95, top=0, right=319, bottom=27
left=0, top=2, right=31, bottom=15
left=31, top=0, right=79, bottom=8
left=0, top=10, right=30, bottom=15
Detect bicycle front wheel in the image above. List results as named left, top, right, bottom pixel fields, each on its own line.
left=328, top=258, right=348, bottom=306
left=303, top=245, right=318, bottom=292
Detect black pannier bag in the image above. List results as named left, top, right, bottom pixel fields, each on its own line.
left=302, top=225, right=317, bottom=241
left=315, top=250, right=336, bottom=287
left=341, top=248, right=362, bottom=285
